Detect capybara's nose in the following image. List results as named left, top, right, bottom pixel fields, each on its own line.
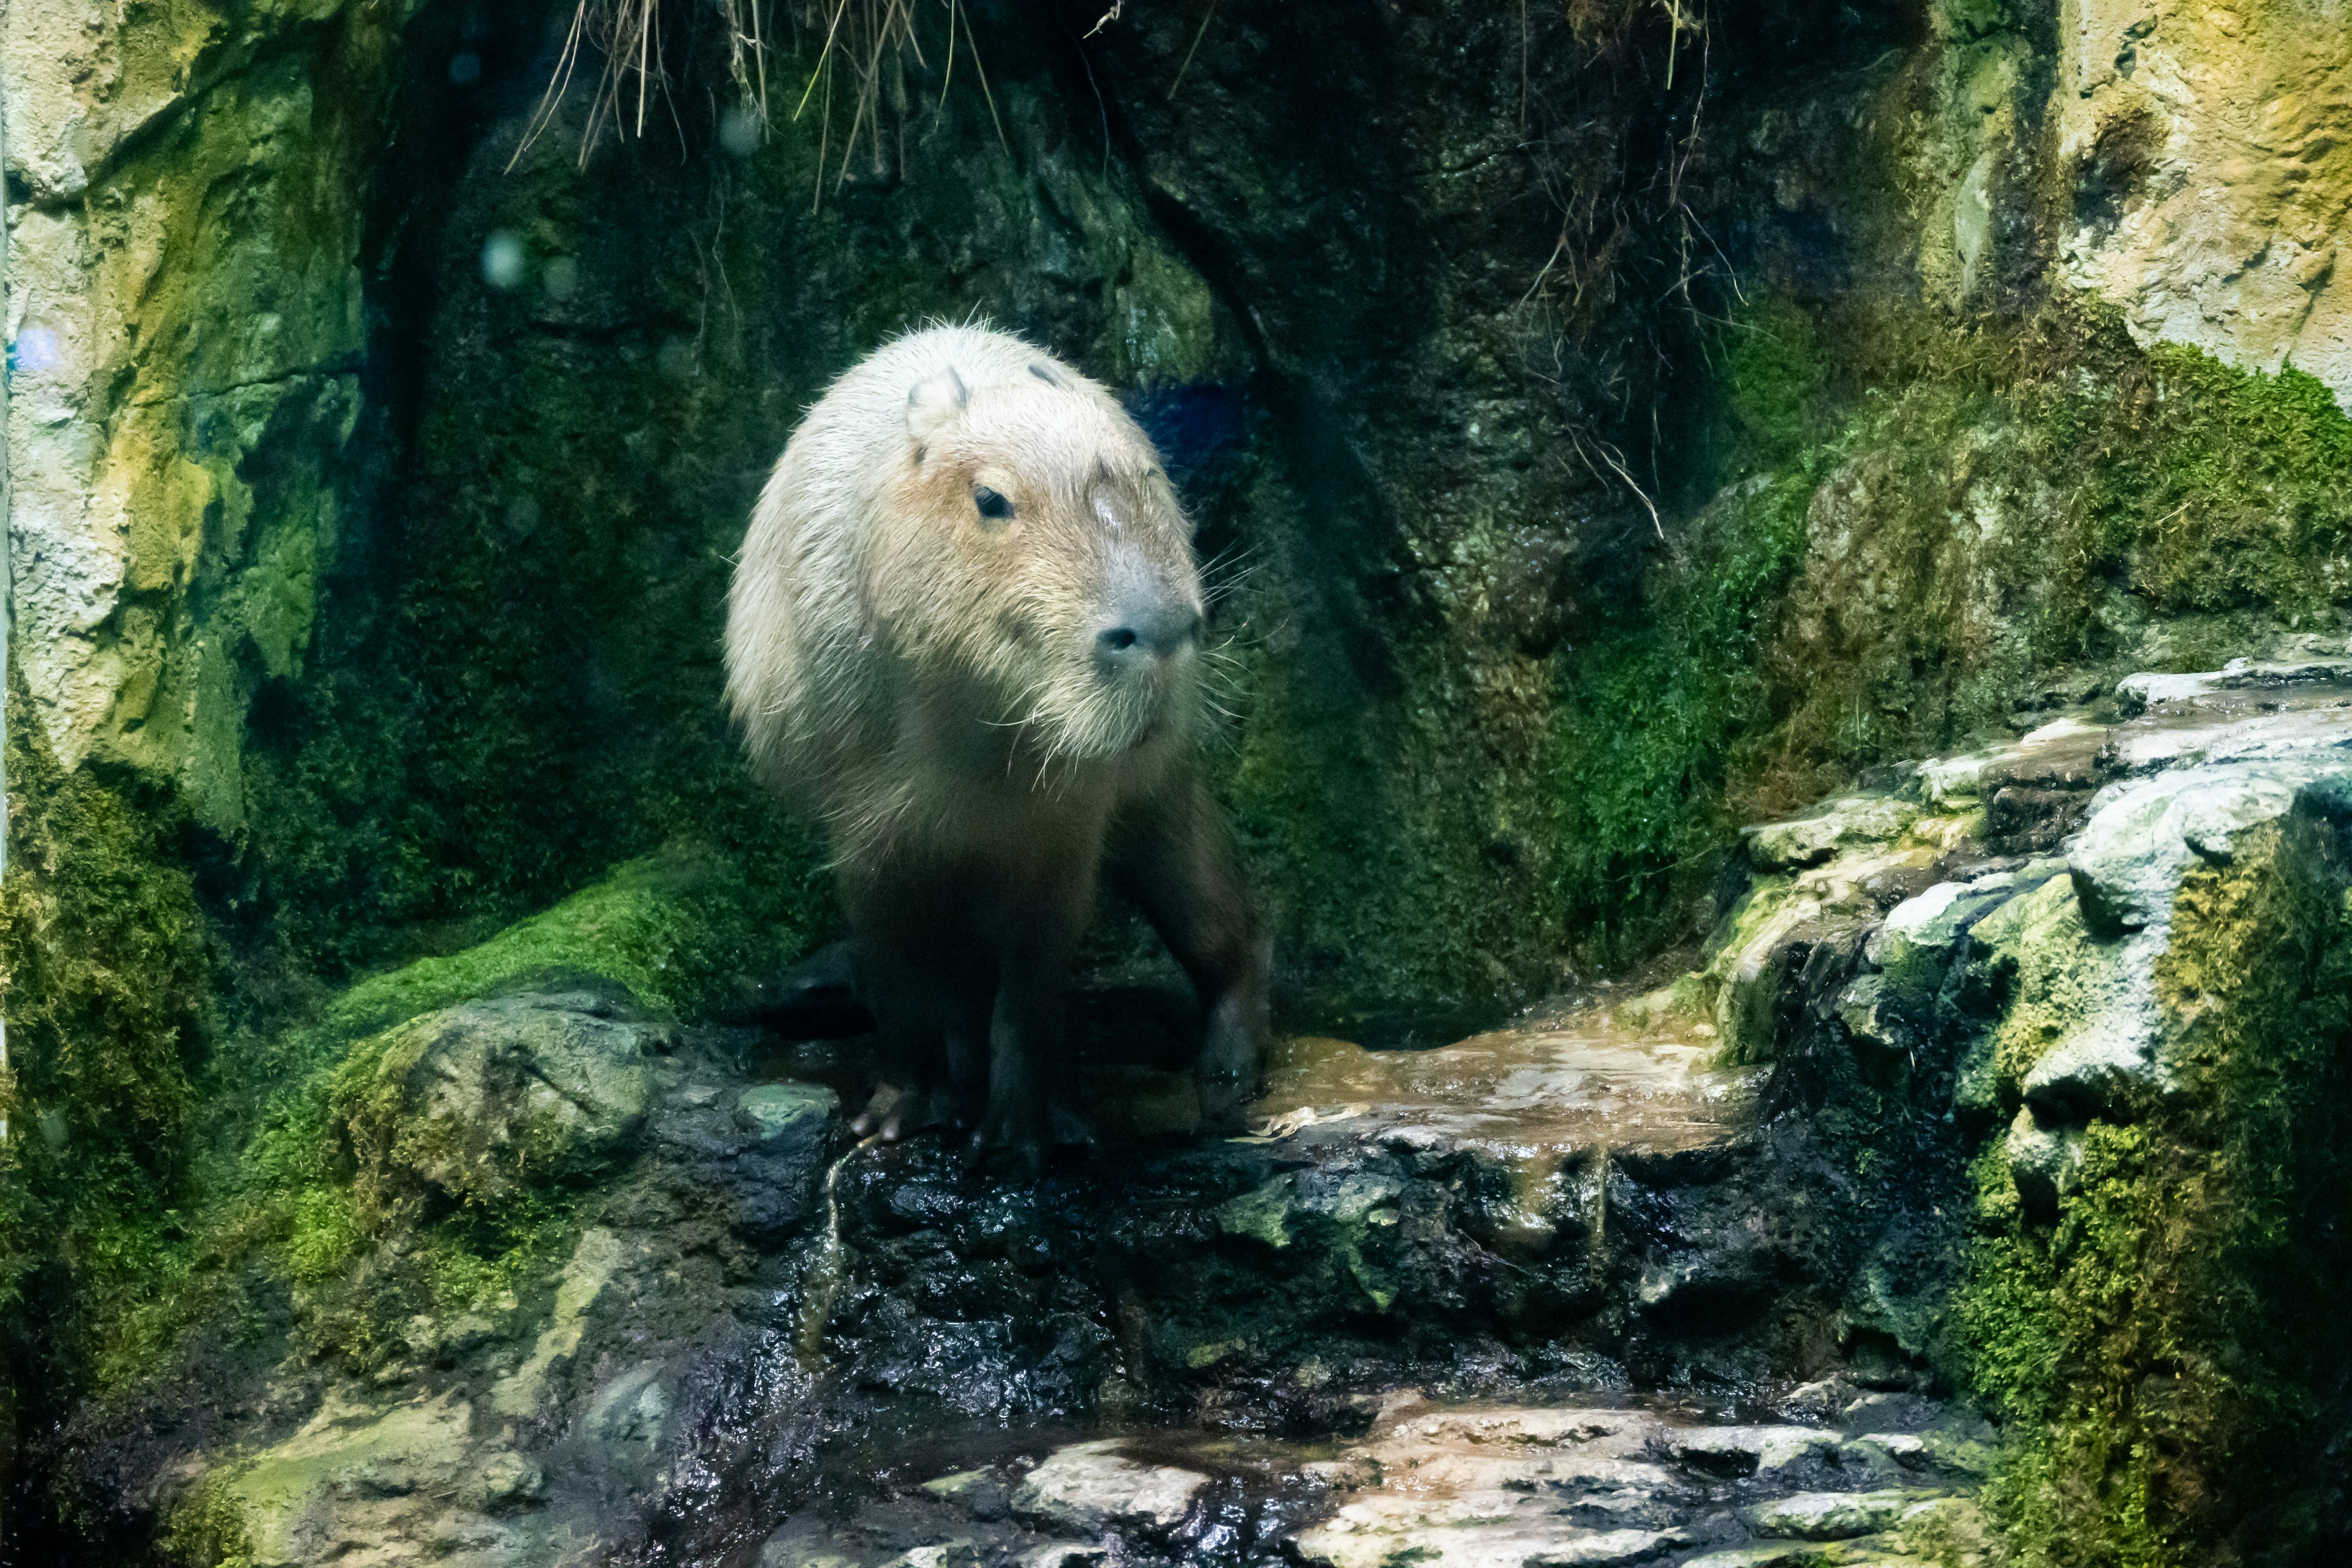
left=1097, top=601, right=1202, bottom=665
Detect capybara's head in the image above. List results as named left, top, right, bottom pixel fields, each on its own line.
left=870, top=359, right=1206, bottom=762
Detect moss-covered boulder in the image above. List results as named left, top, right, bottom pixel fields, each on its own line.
left=335, top=993, right=657, bottom=1221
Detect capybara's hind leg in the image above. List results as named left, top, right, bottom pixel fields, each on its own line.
left=943, top=984, right=993, bottom=1131
left=842, top=878, right=957, bottom=1142
left=970, top=878, right=1095, bottom=1172
left=1112, top=773, right=1270, bottom=1131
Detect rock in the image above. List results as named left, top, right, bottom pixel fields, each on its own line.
left=1218, top=1178, right=1297, bottom=1247
left=217, top=1391, right=503, bottom=1568
left=2068, top=764, right=2305, bottom=935
left=1966, top=875, right=2168, bottom=1123
left=1835, top=973, right=1911, bottom=1064
left=581, top=1360, right=669, bottom=1449
left=1018, top=1548, right=1108, bottom=1568
left=921, top=1468, right=1011, bottom=1521
left=2019, top=1001, right=2163, bottom=1125
left=1673, top=1426, right=1841, bottom=1476
left=1010, top=1441, right=1210, bottom=1536
left=1747, top=797, right=1922, bottom=872
left=1295, top=1507, right=1691, bottom=1568
left=726, top=1081, right=843, bottom=1241
left=1841, top=1433, right=1928, bottom=1476
left=348, top=993, right=655, bottom=1207
left=1748, top=1490, right=1940, bottom=1540
left=878, top=1546, right=984, bottom=1568
left=2054, top=5, right=2352, bottom=405
left=1916, top=1428, right=1999, bottom=1479
left=491, top=1226, right=629, bottom=1419
left=1681, top=1548, right=1830, bottom=1568
left=2118, top=658, right=2352, bottom=710
left=469, top=1449, right=545, bottom=1510
left=739, top=1082, right=839, bottom=1145
left=1915, top=717, right=2108, bottom=810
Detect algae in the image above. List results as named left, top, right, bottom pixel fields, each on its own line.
left=1954, top=819, right=2352, bottom=1564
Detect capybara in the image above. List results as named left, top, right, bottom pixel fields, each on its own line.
left=725, top=323, right=1268, bottom=1165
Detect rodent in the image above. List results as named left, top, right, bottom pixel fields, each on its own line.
left=725, top=323, right=1268, bottom=1165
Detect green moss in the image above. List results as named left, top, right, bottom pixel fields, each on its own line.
left=0, top=686, right=212, bottom=1373
left=66, top=842, right=815, bottom=1396
left=1549, top=459, right=1819, bottom=954
left=1542, top=300, right=2352, bottom=965
left=1721, top=294, right=1829, bottom=457
left=1952, top=821, right=2352, bottom=1564
left=324, top=844, right=811, bottom=1033
left=157, top=1472, right=259, bottom=1568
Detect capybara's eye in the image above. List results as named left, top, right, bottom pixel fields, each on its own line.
left=973, top=486, right=1013, bottom=521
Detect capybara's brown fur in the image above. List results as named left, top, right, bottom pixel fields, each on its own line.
left=725, top=324, right=1267, bottom=1162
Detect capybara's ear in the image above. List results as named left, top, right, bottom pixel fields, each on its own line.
left=905, top=367, right=968, bottom=447
left=1027, top=361, right=1072, bottom=390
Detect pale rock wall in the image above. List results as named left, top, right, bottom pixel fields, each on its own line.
left=2, top=0, right=405, bottom=824
left=2054, top=0, right=2352, bottom=402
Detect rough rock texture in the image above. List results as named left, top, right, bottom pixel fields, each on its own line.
left=137, top=988, right=848, bottom=1568
left=2, top=0, right=409, bottom=820
left=2054, top=0, right=2352, bottom=405
left=754, top=1397, right=1995, bottom=1568
left=29, top=652, right=2352, bottom=1568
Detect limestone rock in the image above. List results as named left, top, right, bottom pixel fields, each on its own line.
left=1009, top=1441, right=1210, bottom=1536
left=921, top=1468, right=1012, bottom=1521
left=2005, top=1109, right=2086, bottom=1219
left=1748, top=1489, right=1940, bottom=1540
left=1747, top=797, right=1922, bottom=872
left=1842, top=1433, right=1928, bottom=1476
left=2068, top=765, right=2304, bottom=935
left=217, top=1390, right=508, bottom=1568
left=2053, top=1, right=2352, bottom=406
left=1673, top=1425, right=1842, bottom=1476
left=347, top=993, right=655, bottom=1207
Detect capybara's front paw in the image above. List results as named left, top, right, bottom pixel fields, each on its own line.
left=851, top=1082, right=954, bottom=1142
left=969, top=1097, right=1052, bottom=1177
left=1196, top=1070, right=1253, bottom=1134
left=970, top=1093, right=1095, bottom=1174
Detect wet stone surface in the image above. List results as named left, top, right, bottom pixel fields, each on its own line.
left=100, top=657, right=2352, bottom=1566
left=744, top=1392, right=1994, bottom=1568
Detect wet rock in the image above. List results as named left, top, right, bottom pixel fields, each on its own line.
left=878, top=1545, right=986, bottom=1568
left=1747, top=797, right=1923, bottom=872
left=2003, top=1109, right=2086, bottom=1220
left=1009, top=1441, right=1210, bottom=1536
left=1297, top=1509, right=1691, bottom=1568
left=581, top=1361, right=669, bottom=1450
left=1016, top=1547, right=1107, bottom=1568
left=1672, top=1426, right=1841, bottom=1476
left=726, top=1082, right=843, bottom=1241
left=349, top=993, right=655, bottom=1205
left=1916, top=717, right=2108, bottom=810
left=1841, top=1433, right=1928, bottom=1475
left=2118, top=657, right=2352, bottom=710
left=921, top=1468, right=1012, bottom=1521
left=1748, top=1489, right=1940, bottom=1539
left=1680, top=1548, right=1827, bottom=1568
left=2068, top=765, right=2305, bottom=936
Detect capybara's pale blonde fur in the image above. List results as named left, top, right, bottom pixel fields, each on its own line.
left=726, top=324, right=1267, bottom=1162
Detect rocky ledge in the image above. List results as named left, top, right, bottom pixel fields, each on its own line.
left=756, top=1393, right=1997, bottom=1568
left=73, top=655, right=2352, bottom=1565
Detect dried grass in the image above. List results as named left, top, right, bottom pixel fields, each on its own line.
left=514, top=0, right=1001, bottom=203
